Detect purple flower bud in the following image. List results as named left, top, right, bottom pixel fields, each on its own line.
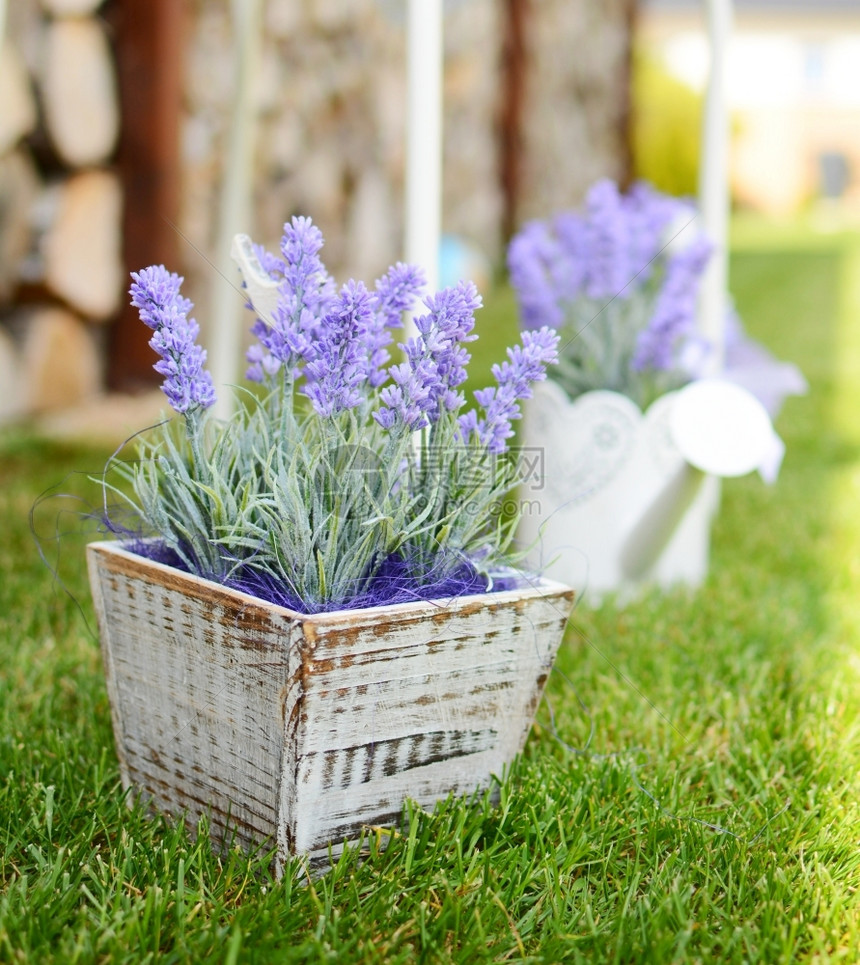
left=245, top=342, right=282, bottom=383
left=130, top=266, right=194, bottom=330
left=507, top=220, right=567, bottom=331
left=303, top=280, right=373, bottom=417
left=583, top=178, right=630, bottom=300
left=371, top=280, right=482, bottom=433
left=358, top=263, right=426, bottom=388
left=460, top=327, right=559, bottom=453
left=632, top=236, right=713, bottom=372
left=129, top=266, right=216, bottom=414
left=248, top=216, right=337, bottom=376
left=373, top=262, right=426, bottom=330
left=371, top=406, right=397, bottom=430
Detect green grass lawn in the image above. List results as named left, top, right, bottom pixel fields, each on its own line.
left=2, top=222, right=860, bottom=962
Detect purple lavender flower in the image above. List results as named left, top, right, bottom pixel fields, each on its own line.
left=130, top=265, right=193, bottom=327
left=459, top=326, right=560, bottom=454
left=583, top=178, right=631, bottom=300
left=303, top=280, right=373, bottom=417
left=129, top=266, right=216, bottom=414
left=373, top=362, right=434, bottom=431
left=372, top=281, right=481, bottom=431
left=246, top=343, right=282, bottom=383
left=509, top=180, right=695, bottom=332
left=247, top=216, right=336, bottom=378
left=552, top=212, right=590, bottom=301
left=253, top=242, right=286, bottom=278
left=622, top=181, right=689, bottom=285
left=507, top=220, right=565, bottom=331
left=508, top=179, right=716, bottom=400
left=374, top=262, right=426, bottom=329
left=361, top=263, right=426, bottom=388
left=632, top=236, right=713, bottom=373
left=415, top=281, right=481, bottom=413
left=508, top=182, right=680, bottom=333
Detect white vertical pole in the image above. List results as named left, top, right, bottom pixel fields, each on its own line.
left=209, top=0, right=263, bottom=422
left=405, top=0, right=443, bottom=334
left=698, top=0, right=733, bottom=374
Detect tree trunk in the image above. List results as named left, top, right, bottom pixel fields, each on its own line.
left=511, top=0, right=635, bottom=228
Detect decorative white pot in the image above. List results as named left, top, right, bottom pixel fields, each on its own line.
left=87, top=541, right=574, bottom=873
left=518, top=379, right=719, bottom=604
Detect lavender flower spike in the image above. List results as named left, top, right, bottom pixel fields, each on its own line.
left=372, top=280, right=481, bottom=432
left=362, top=263, right=426, bottom=388
left=507, top=220, right=566, bottom=332
left=248, top=216, right=336, bottom=375
left=129, top=266, right=216, bottom=414
left=374, top=262, right=426, bottom=330
left=583, top=178, right=630, bottom=301
left=460, top=326, right=560, bottom=454
left=631, top=235, right=712, bottom=373
left=372, top=360, right=434, bottom=432
left=303, top=280, right=374, bottom=417
left=412, top=280, right=482, bottom=418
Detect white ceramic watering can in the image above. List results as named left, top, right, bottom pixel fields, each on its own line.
left=518, top=378, right=784, bottom=603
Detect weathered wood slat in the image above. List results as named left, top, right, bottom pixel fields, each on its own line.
left=304, top=618, right=556, bottom=674
left=299, top=672, right=545, bottom=756
left=87, top=541, right=574, bottom=874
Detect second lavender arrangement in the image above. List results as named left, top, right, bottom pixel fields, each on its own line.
left=508, top=178, right=712, bottom=408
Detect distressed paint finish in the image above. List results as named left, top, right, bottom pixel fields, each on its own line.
left=87, top=541, right=574, bottom=872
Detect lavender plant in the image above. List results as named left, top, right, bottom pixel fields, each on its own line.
left=107, top=217, right=559, bottom=613
left=507, top=178, right=712, bottom=408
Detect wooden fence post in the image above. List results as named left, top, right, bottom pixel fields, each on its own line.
left=106, top=0, right=184, bottom=390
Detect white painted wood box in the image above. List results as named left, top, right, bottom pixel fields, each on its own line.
left=87, top=541, right=574, bottom=872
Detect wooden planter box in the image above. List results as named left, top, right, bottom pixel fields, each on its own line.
left=87, top=541, right=574, bottom=872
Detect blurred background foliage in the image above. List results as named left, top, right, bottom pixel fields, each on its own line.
left=630, top=47, right=703, bottom=199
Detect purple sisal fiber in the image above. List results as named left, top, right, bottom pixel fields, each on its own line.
left=126, top=540, right=518, bottom=615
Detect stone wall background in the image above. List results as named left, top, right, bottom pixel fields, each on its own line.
left=0, top=0, right=117, bottom=421
left=179, top=0, right=508, bottom=311
left=0, top=0, right=632, bottom=421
